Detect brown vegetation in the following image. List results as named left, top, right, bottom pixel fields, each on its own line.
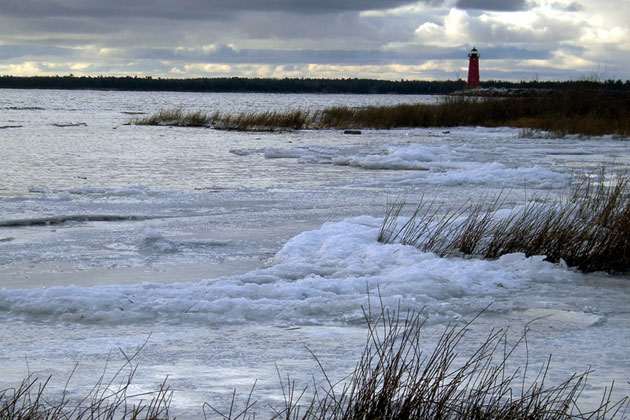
left=379, top=173, right=630, bottom=273
left=318, top=89, right=630, bottom=136
left=3, top=304, right=628, bottom=419
left=132, top=109, right=309, bottom=131
left=0, top=340, right=172, bottom=420
left=132, top=109, right=210, bottom=127
left=258, top=304, right=629, bottom=420
left=211, top=109, right=310, bottom=131
left=133, top=88, right=630, bottom=136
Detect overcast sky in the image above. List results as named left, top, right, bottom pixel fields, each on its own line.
left=1, top=0, right=628, bottom=81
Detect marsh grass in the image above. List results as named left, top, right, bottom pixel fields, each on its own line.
left=133, top=89, right=630, bottom=136
left=0, top=340, right=172, bottom=420
left=317, top=90, right=630, bottom=136
left=132, top=109, right=211, bottom=127
left=2, top=303, right=628, bottom=420
left=208, top=302, right=628, bottom=420
left=378, top=173, right=630, bottom=273
left=133, top=109, right=310, bottom=131
left=212, top=109, right=310, bottom=131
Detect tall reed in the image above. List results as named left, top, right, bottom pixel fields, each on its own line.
left=3, top=303, right=628, bottom=419
left=132, top=109, right=210, bottom=127
left=378, top=173, right=630, bottom=273
left=0, top=339, right=172, bottom=420
left=207, top=302, right=628, bottom=420
left=133, top=88, right=630, bottom=136
left=133, top=109, right=310, bottom=131
left=316, top=90, right=630, bottom=135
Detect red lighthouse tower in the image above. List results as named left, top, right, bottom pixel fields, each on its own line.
left=467, top=47, right=480, bottom=88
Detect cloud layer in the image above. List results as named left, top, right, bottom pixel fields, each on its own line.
left=1, top=0, right=628, bottom=80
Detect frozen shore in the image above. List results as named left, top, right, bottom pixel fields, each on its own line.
left=1, top=89, right=629, bottom=418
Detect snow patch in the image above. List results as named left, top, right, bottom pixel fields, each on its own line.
left=0, top=218, right=579, bottom=325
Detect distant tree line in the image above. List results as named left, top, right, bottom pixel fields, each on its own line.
left=0, top=75, right=629, bottom=94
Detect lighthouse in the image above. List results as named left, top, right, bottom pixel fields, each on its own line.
left=467, top=47, right=480, bottom=88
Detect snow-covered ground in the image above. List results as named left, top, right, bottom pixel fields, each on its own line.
left=1, top=89, right=629, bottom=418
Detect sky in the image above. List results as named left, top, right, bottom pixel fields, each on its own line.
left=0, top=0, right=628, bottom=81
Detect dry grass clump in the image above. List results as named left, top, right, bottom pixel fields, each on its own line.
left=379, top=173, right=630, bottom=273
left=314, top=96, right=514, bottom=130
left=315, top=103, right=444, bottom=129
left=132, top=109, right=211, bottom=127
left=2, top=304, right=628, bottom=420
left=133, top=109, right=310, bottom=131
left=131, top=89, right=629, bottom=135
left=209, top=303, right=628, bottom=420
left=316, top=89, right=630, bottom=136
left=506, top=89, right=630, bottom=136
left=212, top=109, right=310, bottom=131
left=0, top=342, right=171, bottom=420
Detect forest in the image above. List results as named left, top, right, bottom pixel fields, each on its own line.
left=1, top=74, right=629, bottom=94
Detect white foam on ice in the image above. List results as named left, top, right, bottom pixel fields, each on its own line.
left=332, top=143, right=446, bottom=170
left=383, top=162, right=570, bottom=188
left=0, top=217, right=578, bottom=325
left=256, top=140, right=570, bottom=188
left=264, top=145, right=343, bottom=163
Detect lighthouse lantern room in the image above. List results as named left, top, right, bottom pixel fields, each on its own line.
left=467, top=47, right=480, bottom=88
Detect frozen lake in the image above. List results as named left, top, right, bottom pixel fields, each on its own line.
left=1, top=89, right=629, bottom=418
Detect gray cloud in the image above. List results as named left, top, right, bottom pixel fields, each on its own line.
left=71, top=43, right=552, bottom=69
left=552, top=1, right=584, bottom=11
left=0, top=45, right=77, bottom=60
left=0, top=0, right=426, bottom=49
left=477, top=46, right=551, bottom=59
left=0, top=0, right=628, bottom=81
left=118, top=45, right=429, bottom=65
left=455, top=0, right=527, bottom=11
left=2, top=0, right=421, bottom=19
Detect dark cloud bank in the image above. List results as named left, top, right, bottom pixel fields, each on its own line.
left=3, top=0, right=532, bottom=20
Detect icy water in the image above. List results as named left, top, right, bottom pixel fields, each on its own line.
left=1, top=89, right=629, bottom=418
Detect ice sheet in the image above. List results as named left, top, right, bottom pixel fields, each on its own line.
left=1, top=90, right=629, bottom=418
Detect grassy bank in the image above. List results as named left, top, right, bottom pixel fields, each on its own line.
left=132, top=109, right=309, bottom=131
left=2, top=304, right=628, bottom=419
left=379, top=173, right=630, bottom=273
left=319, top=89, right=630, bottom=135
left=133, top=88, right=630, bottom=136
